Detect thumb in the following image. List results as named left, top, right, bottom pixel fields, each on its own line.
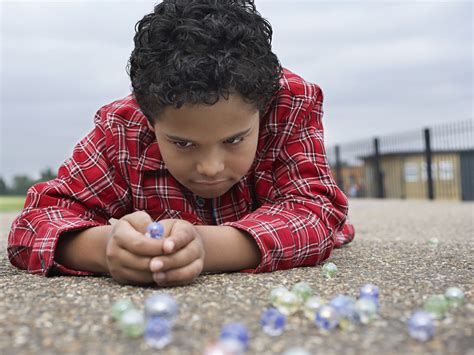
left=121, top=210, right=153, bottom=234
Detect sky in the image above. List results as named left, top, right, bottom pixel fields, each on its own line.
left=1, top=0, right=473, bottom=183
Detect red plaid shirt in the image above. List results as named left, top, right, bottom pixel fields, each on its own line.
left=8, top=68, right=352, bottom=276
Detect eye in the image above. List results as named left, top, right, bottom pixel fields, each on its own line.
left=173, top=141, right=194, bottom=149
left=225, top=136, right=244, bottom=145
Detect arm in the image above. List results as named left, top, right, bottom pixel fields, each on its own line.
left=196, top=225, right=261, bottom=272
left=7, top=106, right=131, bottom=276
left=222, top=86, right=348, bottom=273
left=53, top=224, right=261, bottom=276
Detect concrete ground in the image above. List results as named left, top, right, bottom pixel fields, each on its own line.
left=0, top=199, right=473, bottom=355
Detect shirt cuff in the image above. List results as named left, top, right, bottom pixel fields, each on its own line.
left=222, top=213, right=295, bottom=273
left=32, top=220, right=105, bottom=276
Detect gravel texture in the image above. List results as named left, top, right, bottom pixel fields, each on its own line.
left=1, top=199, right=473, bottom=355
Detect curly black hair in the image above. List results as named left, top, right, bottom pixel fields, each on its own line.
left=127, top=0, right=282, bottom=123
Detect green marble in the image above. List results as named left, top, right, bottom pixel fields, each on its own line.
left=423, top=294, right=449, bottom=320
left=111, top=298, right=135, bottom=321
left=291, top=282, right=313, bottom=303
left=445, top=287, right=465, bottom=309
left=321, top=262, right=338, bottom=279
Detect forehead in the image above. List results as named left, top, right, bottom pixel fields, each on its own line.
left=156, top=95, right=259, bottom=142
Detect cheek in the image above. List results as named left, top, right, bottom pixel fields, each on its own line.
left=230, top=144, right=258, bottom=175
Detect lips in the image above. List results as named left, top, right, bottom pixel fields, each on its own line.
left=195, top=180, right=226, bottom=186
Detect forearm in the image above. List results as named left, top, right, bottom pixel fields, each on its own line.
left=196, top=225, right=261, bottom=272
left=55, top=226, right=112, bottom=274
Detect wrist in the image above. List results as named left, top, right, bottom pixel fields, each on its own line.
left=55, top=225, right=112, bottom=274
left=196, top=225, right=261, bottom=272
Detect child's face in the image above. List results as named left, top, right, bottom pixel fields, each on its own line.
left=148, top=94, right=260, bottom=198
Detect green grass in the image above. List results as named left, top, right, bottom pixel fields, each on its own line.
left=0, top=196, right=26, bottom=212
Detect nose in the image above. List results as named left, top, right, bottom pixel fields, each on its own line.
left=196, top=153, right=225, bottom=178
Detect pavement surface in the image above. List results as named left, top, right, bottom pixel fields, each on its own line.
left=0, top=199, right=473, bottom=355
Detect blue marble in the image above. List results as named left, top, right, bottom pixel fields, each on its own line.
left=220, top=323, right=250, bottom=351
left=144, top=293, right=179, bottom=324
left=260, top=308, right=286, bottom=336
left=315, top=305, right=339, bottom=331
left=147, top=222, right=164, bottom=239
left=407, top=311, right=434, bottom=342
left=144, top=317, right=172, bottom=349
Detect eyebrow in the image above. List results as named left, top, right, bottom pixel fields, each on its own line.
left=165, top=128, right=252, bottom=143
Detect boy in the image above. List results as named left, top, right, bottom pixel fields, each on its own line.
left=8, top=0, right=354, bottom=287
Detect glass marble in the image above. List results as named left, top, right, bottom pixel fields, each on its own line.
left=119, top=308, right=145, bottom=338
left=220, top=323, right=250, bottom=351
left=359, top=284, right=379, bottom=301
left=315, top=305, right=339, bottom=331
left=282, top=347, right=310, bottom=355
left=330, top=295, right=357, bottom=329
left=274, top=290, right=300, bottom=316
left=146, top=222, right=164, bottom=239
left=354, top=298, right=377, bottom=324
left=260, top=308, right=286, bottom=336
left=291, top=282, right=313, bottom=303
left=111, top=298, right=135, bottom=321
left=407, top=311, right=434, bottom=342
left=303, top=296, right=325, bottom=321
left=428, top=237, right=439, bottom=248
left=145, top=293, right=179, bottom=324
left=203, top=339, right=244, bottom=355
left=270, top=287, right=288, bottom=307
left=444, top=287, right=465, bottom=309
left=321, top=262, right=338, bottom=279
left=145, top=317, right=172, bottom=349
left=423, top=295, right=449, bottom=320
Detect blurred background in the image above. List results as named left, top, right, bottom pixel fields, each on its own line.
left=0, top=0, right=472, bottom=206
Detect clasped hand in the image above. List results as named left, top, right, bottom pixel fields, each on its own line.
left=105, top=211, right=205, bottom=286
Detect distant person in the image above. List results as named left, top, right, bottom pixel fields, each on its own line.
left=8, top=0, right=355, bottom=286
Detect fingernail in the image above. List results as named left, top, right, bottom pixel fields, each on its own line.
left=150, top=259, right=163, bottom=272
left=165, top=240, right=175, bottom=252
left=153, top=272, right=166, bottom=283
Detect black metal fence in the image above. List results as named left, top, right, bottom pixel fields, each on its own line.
left=327, top=120, right=474, bottom=201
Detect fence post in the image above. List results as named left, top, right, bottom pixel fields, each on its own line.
left=373, top=138, right=384, bottom=198
left=335, top=145, right=343, bottom=189
left=424, top=128, right=435, bottom=200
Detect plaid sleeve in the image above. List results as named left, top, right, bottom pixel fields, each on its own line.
left=224, top=90, right=348, bottom=273
left=7, top=107, right=131, bottom=276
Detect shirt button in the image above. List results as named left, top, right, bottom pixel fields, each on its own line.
left=196, top=197, right=205, bottom=207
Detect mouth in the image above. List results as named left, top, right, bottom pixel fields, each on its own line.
left=194, top=180, right=227, bottom=186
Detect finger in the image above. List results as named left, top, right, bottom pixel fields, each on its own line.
left=163, top=223, right=196, bottom=254
left=153, top=258, right=203, bottom=287
left=106, top=244, right=153, bottom=272
left=150, top=240, right=200, bottom=272
left=121, top=211, right=154, bottom=234
left=113, top=220, right=165, bottom=257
